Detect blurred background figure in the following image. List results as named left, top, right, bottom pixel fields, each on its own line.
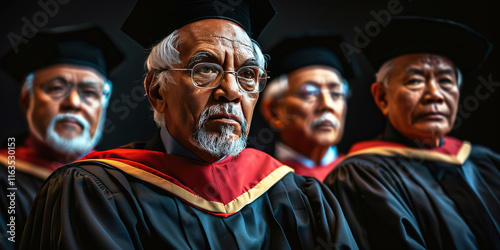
left=260, top=34, right=358, bottom=181
left=325, top=16, right=500, bottom=249
left=0, top=25, right=123, bottom=248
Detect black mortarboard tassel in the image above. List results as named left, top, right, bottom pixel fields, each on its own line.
left=121, top=0, right=276, bottom=48
left=0, top=24, right=124, bottom=82
left=267, top=33, right=359, bottom=80
left=364, top=16, right=493, bottom=75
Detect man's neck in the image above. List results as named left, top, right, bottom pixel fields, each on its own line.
left=381, top=122, right=444, bottom=149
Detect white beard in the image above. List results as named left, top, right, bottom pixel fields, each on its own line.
left=44, top=112, right=105, bottom=159
left=194, top=104, right=248, bottom=158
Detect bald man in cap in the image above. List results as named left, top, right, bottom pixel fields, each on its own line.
left=260, top=34, right=357, bottom=181
left=324, top=16, right=500, bottom=249
left=0, top=25, right=123, bottom=249
left=20, top=0, right=358, bottom=249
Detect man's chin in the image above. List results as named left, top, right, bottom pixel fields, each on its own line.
left=204, top=128, right=242, bottom=138
left=54, top=132, right=82, bottom=141
left=194, top=128, right=247, bottom=158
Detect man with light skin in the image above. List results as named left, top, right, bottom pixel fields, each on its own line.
left=20, top=0, right=358, bottom=249
left=261, top=35, right=355, bottom=181
left=324, top=16, right=500, bottom=249
left=0, top=25, right=122, bottom=248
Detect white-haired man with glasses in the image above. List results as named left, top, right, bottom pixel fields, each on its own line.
left=0, top=25, right=123, bottom=249
left=20, top=0, right=358, bottom=249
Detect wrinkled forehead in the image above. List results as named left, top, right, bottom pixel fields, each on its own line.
left=393, top=53, right=456, bottom=72
left=177, top=19, right=255, bottom=63
left=288, top=66, right=343, bottom=88
left=34, top=64, right=104, bottom=81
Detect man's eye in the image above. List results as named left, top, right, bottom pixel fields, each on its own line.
left=199, top=65, right=215, bottom=74
left=239, top=68, right=256, bottom=79
left=296, top=84, right=320, bottom=99
left=44, top=81, right=67, bottom=94
left=80, top=88, right=99, bottom=99
left=330, top=92, right=344, bottom=100
left=407, top=79, right=423, bottom=85
left=439, top=78, right=454, bottom=84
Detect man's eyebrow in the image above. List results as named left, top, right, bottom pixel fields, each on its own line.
left=79, top=80, right=101, bottom=87
left=406, top=67, right=425, bottom=76
left=187, top=51, right=216, bottom=67
left=326, top=82, right=341, bottom=87
left=241, top=58, right=259, bottom=67
left=436, top=68, right=455, bottom=76
left=44, top=76, right=68, bottom=83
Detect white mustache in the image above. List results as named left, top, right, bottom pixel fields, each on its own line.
left=310, top=112, right=340, bottom=130
left=52, top=113, right=89, bottom=130
left=199, top=103, right=248, bottom=133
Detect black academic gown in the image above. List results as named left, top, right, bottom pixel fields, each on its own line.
left=324, top=125, right=500, bottom=250
left=20, top=132, right=358, bottom=249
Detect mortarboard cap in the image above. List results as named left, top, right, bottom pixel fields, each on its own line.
left=267, top=33, right=359, bottom=80
left=364, top=16, right=493, bottom=75
left=121, top=0, right=276, bottom=48
left=0, top=24, right=124, bottom=82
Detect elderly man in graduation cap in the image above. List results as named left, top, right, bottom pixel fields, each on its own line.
left=20, top=0, right=358, bottom=249
left=260, top=34, right=357, bottom=181
left=324, top=16, right=500, bottom=249
left=0, top=25, right=123, bottom=248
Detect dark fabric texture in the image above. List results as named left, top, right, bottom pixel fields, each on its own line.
left=0, top=164, right=45, bottom=250
left=324, top=132, right=500, bottom=249
left=20, top=133, right=358, bottom=249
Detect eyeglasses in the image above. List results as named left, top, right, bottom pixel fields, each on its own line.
left=37, top=78, right=104, bottom=104
left=166, top=62, right=269, bottom=93
left=294, top=83, right=346, bottom=102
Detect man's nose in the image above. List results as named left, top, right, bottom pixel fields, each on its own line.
left=214, top=72, right=243, bottom=103
left=317, top=90, right=336, bottom=113
left=61, top=87, right=83, bottom=110
left=423, top=78, right=445, bottom=104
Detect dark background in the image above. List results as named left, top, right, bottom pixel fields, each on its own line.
left=1, top=0, right=499, bottom=154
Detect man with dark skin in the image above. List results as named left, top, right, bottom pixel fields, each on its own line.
left=20, top=1, right=358, bottom=249
left=325, top=16, right=500, bottom=249
left=0, top=25, right=122, bottom=249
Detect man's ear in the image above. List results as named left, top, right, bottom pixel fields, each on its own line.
left=145, top=71, right=167, bottom=113
left=20, top=89, right=30, bottom=113
left=260, top=98, right=285, bottom=130
left=371, top=82, right=389, bottom=116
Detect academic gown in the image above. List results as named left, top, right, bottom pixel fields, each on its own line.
left=20, top=132, right=358, bottom=249
left=0, top=136, right=58, bottom=249
left=284, top=159, right=342, bottom=182
left=324, top=125, right=500, bottom=250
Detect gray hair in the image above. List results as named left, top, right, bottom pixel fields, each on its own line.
left=146, top=29, right=267, bottom=127
left=375, top=58, right=463, bottom=88
left=261, top=67, right=350, bottom=103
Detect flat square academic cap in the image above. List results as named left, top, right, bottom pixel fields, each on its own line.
left=121, top=0, right=276, bottom=48
left=364, top=16, right=493, bottom=75
left=0, top=24, right=124, bottom=82
left=267, top=33, right=359, bottom=80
